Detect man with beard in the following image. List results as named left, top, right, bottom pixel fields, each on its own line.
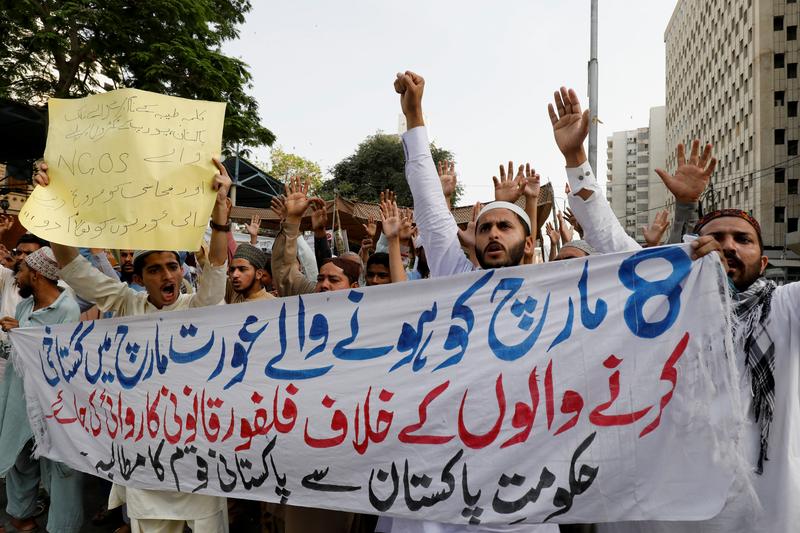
left=226, top=243, right=275, bottom=303
left=549, top=85, right=800, bottom=533
left=0, top=247, right=82, bottom=533
left=378, top=71, right=559, bottom=533
left=34, top=159, right=232, bottom=532
left=118, top=249, right=145, bottom=292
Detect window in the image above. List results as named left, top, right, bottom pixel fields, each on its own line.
left=790, top=218, right=799, bottom=233
left=776, top=90, right=785, bottom=105
left=776, top=53, right=785, bottom=68
left=789, top=63, right=798, bottom=78
left=790, top=179, right=799, bottom=195
left=775, top=16, right=784, bottom=31
left=790, top=101, right=798, bottom=117
left=790, top=140, right=799, bottom=156
left=776, top=206, right=786, bottom=224
left=789, top=26, right=798, bottom=40
left=776, top=129, right=786, bottom=144
left=776, top=167, right=786, bottom=183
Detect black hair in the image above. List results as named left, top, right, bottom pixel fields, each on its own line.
left=366, top=252, right=390, bottom=270
left=133, top=251, right=181, bottom=277
left=16, top=233, right=49, bottom=248
left=263, top=253, right=273, bottom=277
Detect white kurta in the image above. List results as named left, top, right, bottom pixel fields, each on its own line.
left=60, top=254, right=228, bottom=521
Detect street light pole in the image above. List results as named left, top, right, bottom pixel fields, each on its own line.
left=588, top=0, right=599, bottom=175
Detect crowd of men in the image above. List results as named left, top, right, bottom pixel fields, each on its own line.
left=0, top=71, right=794, bottom=533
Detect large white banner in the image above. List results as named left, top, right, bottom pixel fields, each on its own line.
left=10, top=245, right=744, bottom=526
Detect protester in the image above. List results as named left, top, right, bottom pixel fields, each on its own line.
left=642, top=210, right=670, bottom=248
left=0, top=247, right=83, bottom=533
left=226, top=243, right=275, bottom=303
left=553, top=239, right=594, bottom=261
left=379, top=190, right=412, bottom=283
left=33, top=159, right=232, bottom=533
left=271, top=177, right=361, bottom=296
left=377, top=69, right=559, bottom=533
left=549, top=84, right=800, bottom=532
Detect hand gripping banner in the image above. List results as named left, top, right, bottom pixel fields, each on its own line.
left=10, top=245, right=748, bottom=526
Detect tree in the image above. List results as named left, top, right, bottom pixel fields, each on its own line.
left=320, top=132, right=459, bottom=207
left=269, top=146, right=323, bottom=190
left=0, top=0, right=274, bottom=152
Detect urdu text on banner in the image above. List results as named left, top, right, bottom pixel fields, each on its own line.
left=10, top=245, right=747, bottom=526
left=19, top=88, right=226, bottom=250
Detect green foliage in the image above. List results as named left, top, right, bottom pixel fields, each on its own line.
left=320, top=132, right=459, bottom=207
left=0, top=0, right=274, bottom=152
left=269, top=146, right=323, bottom=190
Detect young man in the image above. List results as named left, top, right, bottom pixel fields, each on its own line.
left=226, top=243, right=275, bottom=303
left=379, top=70, right=558, bottom=533
left=365, top=252, right=392, bottom=286
left=0, top=247, right=82, bottom=533
left=550, top=86, right=800, bottom=533
left=34, top=158, right=232, bottom=533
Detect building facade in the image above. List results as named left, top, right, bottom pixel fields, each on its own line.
left=605, top=107, right=667, bottom=244
left=665, top=0, right=800, bottom=282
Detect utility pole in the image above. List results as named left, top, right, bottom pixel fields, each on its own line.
left=588, top=0, right=599, bottom=175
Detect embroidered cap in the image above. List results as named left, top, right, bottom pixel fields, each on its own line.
left=693, top=209, right=763, bottom=247
left=233, top=243, right=267, bottom=271
left=25, top=246, right=60, bottom=281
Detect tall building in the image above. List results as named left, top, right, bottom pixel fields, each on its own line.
left=605, top=106, right=667, bottom=243
left=665, top=0, right=800, bottom=282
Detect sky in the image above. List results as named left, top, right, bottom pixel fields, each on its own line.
left=223, top=0, right=679, bottom=211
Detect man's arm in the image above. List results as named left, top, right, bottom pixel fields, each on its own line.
left=395, top=71, right=474, bottom=277
left=208, top=158, right=233, bottom=267
left=548, top=87, right=640, bottom=254
left=270, top=178, right=317, bottom=296
left=380, top=191, right=409, bottom=283
left=310, top=198, right=332, bottom=268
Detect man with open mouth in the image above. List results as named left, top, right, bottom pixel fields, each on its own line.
left=33, top=158, right=233, bottom=533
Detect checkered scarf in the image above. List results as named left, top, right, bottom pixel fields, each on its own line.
left=731, top=276, right=776, bottom=474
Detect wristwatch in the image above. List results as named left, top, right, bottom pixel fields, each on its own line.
left=209, top=220, right=231, bottom=232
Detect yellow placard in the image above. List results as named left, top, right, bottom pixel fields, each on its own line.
left=19, top=88, right=226, bottom=250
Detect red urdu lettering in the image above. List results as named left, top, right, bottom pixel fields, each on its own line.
left=589, top=355, right=652, bottom=426
left=273, top=383, right=299, bottom=434
left=304, top=395, right=348, bottom=448
left=501, top=367, right=540, bottom=448
left=639, top=332, right=690, bottom=438
left=458, top=374, right=506, bottom=449
left=353, top=387, right=394, bottom=455
left=398, top=381, right=454, bottom=445
left=545, top=360, right=555, bottom=430
left=554, top=390, right=584, bottom=436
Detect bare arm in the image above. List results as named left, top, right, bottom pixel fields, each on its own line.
left=208, top=158, right=233, bottom=267
left=380, top=190, right=408, bottom=283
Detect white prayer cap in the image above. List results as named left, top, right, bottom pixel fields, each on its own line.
left=476, top=201, right=531, bottom=234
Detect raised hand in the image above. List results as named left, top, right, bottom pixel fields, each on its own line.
left=545, top=221, right=560, bottom=246
left=244, top=215, right=261, bottom=238
left=212, top=158, right=233, bottom=205
left=399, top=208, right=415, bottom=242
left=557, top=211, right=574, bottom=243
left=394, top=71, right=425, bottom=128
left=362, top=215, right=378, bottom=242
left=438, top=160, right=457, bottom=203
left=270, top=194, right=287, bottom=222
left=564, top=207, right=583, bottom=238
left=522, top=163, right=541, bottom=199
left=643, top=209, right=671, bottom=247
left=655, top=140, right=717, bottom=203
left=493, top=161, right=525, bottom=203
left=380, top=190, right=402, bottom=239
left=359, top=238, right=374, bottom=264
left=310, top=198, right=328, bottom=235
left=284, top=176, right=312, bottom=223
left=457, top=202, right=482, bottom=250
left=548, top=87, right=590, bottom=167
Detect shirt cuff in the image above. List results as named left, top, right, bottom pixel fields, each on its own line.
left=281, top=222, right=301, bottom=239
left=565, top=161, right=600, bottom=203
left=402, top=126, right=430, bottom=161
left=59, top=254, right=88, bottom=279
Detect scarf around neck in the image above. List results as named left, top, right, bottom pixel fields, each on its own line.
left=731, top=276, right=777, bottom=474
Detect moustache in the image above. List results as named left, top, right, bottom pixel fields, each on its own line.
left=723, top=251, right=743, bottom=270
